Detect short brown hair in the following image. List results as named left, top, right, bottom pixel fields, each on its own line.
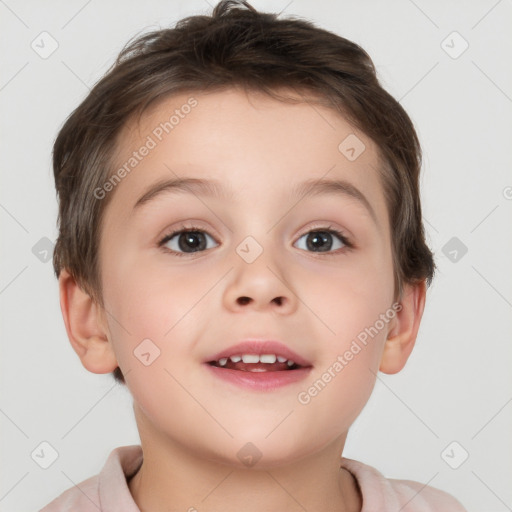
left=52, top=0, right=435, bottom=385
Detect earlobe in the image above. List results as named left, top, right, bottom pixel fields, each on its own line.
left=379, top=280, right=427, bottom=374
left=58, top=269, right=118, bottom=374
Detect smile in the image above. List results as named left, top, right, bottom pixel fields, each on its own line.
left=204, top=354, right=312, bottom=391
left=208, top=353, right=303, bottom=371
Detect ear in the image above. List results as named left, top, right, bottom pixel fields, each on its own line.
left=58, top=268, right=118, bottom=374
left=379, top=280, right=427, bottom=374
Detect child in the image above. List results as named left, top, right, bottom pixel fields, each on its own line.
left=41, top=1, right=467, bottom=510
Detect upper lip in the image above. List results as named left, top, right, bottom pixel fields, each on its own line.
left=206, top=340, right=313, bottom=367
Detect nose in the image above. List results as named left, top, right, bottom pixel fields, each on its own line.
left=222, top=246, right=298, bottom=315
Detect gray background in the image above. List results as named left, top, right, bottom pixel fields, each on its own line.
left=1, top=1, right=511, bottom=510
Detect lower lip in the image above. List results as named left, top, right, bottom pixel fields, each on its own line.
left=204, top=364, right=313, bottom=391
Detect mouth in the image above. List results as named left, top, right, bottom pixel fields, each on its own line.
left=204, top=355, right=313, bottom=391
left=204, top=340, right=313, bottom=389
left=206, top=340, right=312, bottom=370
left=207, top=354, right=305, bottom=372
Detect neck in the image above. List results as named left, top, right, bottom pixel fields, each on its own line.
left=128, top=404, right=362, bottom=512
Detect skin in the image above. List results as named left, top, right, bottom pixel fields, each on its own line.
left=59, top=87, right=426, bottom=512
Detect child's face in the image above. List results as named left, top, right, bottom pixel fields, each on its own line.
left=97, top=88, right=398, bottom=465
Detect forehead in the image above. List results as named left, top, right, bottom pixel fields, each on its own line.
left=107, top=87, right=388, bottom=229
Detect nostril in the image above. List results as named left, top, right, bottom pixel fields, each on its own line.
left=237, top=296, right=251, bottom=305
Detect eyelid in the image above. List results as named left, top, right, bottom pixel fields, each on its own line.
left=158, top=221, right=354, bottom=257
left=158, top=223, right=351, bottom=243
left=296, top=222, right=354, bottom=247
left=157, top=223, right=220, bottom=257
left=158, top=222, right=220, bottom=244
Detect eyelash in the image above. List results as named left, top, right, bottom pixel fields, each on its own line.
left=157, top=224, right=354, bottom=257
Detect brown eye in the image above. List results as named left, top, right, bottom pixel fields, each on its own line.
left=294, top=229, right=349, bottom=253
left=160, top=229, right=218, bottom=254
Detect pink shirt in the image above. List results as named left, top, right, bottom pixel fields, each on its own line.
left=39, top=445, right=466, bottom=511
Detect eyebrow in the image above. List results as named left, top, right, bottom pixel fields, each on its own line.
left=133, top=177, right=230, bottom=210
left=291, top=178, right=377, bottom=225
left=132, top=176, right=377, bottom=224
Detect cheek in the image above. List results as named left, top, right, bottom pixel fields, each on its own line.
left=291, top=257, right=393, bottom=423
left=294, top=250, right=394, bottom=338
left=102, top=254, right=222, bottom=371
left=295, top=294, right=390, bottom=441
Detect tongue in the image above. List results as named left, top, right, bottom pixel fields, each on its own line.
left=224, top=360, right=291, bottom=372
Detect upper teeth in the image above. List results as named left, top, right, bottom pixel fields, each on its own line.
left=216, top=354, right=294, bottom=366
